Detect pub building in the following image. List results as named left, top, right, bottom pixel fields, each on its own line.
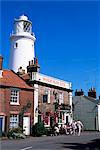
left=25, top=58, right=73, bottom=127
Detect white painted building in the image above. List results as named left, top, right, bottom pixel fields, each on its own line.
left=32, top=72, right=72, bottom=125
left=27, top=60, right=73, bottom=126
left=9, top=15, right=36, bottom=73
left=73, top=95, right=100, bottom=131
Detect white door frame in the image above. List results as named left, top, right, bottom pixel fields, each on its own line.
left=23, top=116, right=30, bottom=135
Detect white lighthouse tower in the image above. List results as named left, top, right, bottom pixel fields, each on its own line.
left=9, top=15, right=36, bottom=73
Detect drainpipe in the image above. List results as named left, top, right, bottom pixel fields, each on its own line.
left=98, top=103, right=100, bottom=131
left=69, top=92, right=73, bottom=124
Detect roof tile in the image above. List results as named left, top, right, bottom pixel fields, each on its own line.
left=0, top=70, right=33, bottom=89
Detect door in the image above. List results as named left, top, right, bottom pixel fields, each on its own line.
left=0, top=118, right=3, bottom=133
left=23, top=116, right=30, bottom=135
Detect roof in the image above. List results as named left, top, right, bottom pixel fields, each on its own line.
left=84, top=95, right=100, bottom=104
left=73, top=95, right=100, bottom=105
left=21, top=73, right=30, bottom=81
left=0, top=70, right=33, bottom=90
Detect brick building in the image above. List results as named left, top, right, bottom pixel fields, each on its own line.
left=0, top=56, right=34, bottom=135
left=21, top=59, right=73, bottom=127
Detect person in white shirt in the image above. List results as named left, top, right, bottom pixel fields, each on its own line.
left=71, top=120, right=77, bottom=135
left=76, top=120, right=83, bottom=136
left=54, top=124, right=59, bottom=136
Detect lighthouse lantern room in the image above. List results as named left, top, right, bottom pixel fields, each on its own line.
left=9, top=15, right=36, bottom=73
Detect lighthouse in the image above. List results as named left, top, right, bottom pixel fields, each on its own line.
left=9, top=15, right=36, bottom=73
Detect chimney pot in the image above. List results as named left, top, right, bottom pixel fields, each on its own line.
left=0, top=56, right=3, bottom=70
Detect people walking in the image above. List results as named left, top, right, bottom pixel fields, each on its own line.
left=54, top=124, right=59, bottom=136
left=65, top=123, right=73, bottom=135
left=76, top=120, right=83, bottom=136
left=71, top=120, right=77, bottom=135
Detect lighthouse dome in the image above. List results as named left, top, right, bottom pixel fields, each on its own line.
left=19, top=15, right=28, bottom=21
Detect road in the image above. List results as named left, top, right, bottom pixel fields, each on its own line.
left=0, top=132, right=100, bottom=150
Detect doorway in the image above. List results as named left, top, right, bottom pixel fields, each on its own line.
left=66, top=116, right=68, bottom=124
left=0, top=116, right=4, bottom=133
left=23, top=116, right=30, bottom=135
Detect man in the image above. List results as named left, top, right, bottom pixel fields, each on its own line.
left=54, top=124, right=59, bottom=136
left=76, top=120, right=83, bottom=136
left=71, top=120, right=77, bottom=135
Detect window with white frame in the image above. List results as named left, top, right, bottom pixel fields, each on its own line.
left=43, top=94, right=48, bottom=103
left=47, top=90, right=50, bottom=103
left=10, top=90, right=19, bottom=104
left=59, top=92, right=63, bottom=104
left=10, top=114, right=19, bottom=128
left=43, top=89, right=50, bottom=103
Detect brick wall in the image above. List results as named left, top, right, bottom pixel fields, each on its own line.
left=0, top=87, right=34, bottom=132
left=38, top=85, right=69, bottom=114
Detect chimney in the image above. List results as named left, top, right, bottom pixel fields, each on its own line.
left=17, top=66, right=25, bottom=75
left=88, top=87, right=96, bottom=99
left=0, top=56, right=3, bottom=70
left=27, top=58, right=40, bottom=73
left=0, top=56, right=3, bottom=78
left=75, top=89, right=84, bottom=96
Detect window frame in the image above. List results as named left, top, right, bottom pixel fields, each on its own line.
left=10, top=89, right=20, bottom=105
left=10, top=114, right=19, bottom=129
left=43, top=94, right=48, bottom=103
left=59, top=92, right=64, bottom=104
left=43, top=89, right=51, bottom=103
left=14, top=42, right=18, bottom=48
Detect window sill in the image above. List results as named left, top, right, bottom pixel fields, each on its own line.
left=10, top=103, right=20, bottom=106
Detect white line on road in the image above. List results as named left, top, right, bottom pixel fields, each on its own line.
left=20, top=146, right=32, bottom=150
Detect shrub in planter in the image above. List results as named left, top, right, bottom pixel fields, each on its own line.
left=7, top=129, right=15, bottom=139
left=7, top=127, right=25, bottom=139
left=10, top=127, right=23, bottom=133
left=32, top=122, right=47, bottom=137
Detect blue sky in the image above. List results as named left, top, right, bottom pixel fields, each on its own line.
left=0, top=1, right=100, bottom=97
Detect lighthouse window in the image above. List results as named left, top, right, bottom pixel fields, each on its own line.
left=16, top=43, right=18, bottom=48
left=14, top=43, right=18, bottom=48
left=23, top=21, right=31, bottom=32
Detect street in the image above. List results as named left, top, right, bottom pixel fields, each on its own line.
left=0, top=132, right=100, bottom=150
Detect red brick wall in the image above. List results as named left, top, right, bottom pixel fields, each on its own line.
left=0, top=89, right=11, bottom=114
left=0, top=87, right=34, bottom=132
left=38, top=85, right=69, bottom=114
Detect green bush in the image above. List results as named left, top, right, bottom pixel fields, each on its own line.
left=7, top=129, right=15, bottom=139
left=32, top=122, right=47, bottom=137
left=7, top=127, right=23, bottom=139
left=10, top=127, right=23, bottom=133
